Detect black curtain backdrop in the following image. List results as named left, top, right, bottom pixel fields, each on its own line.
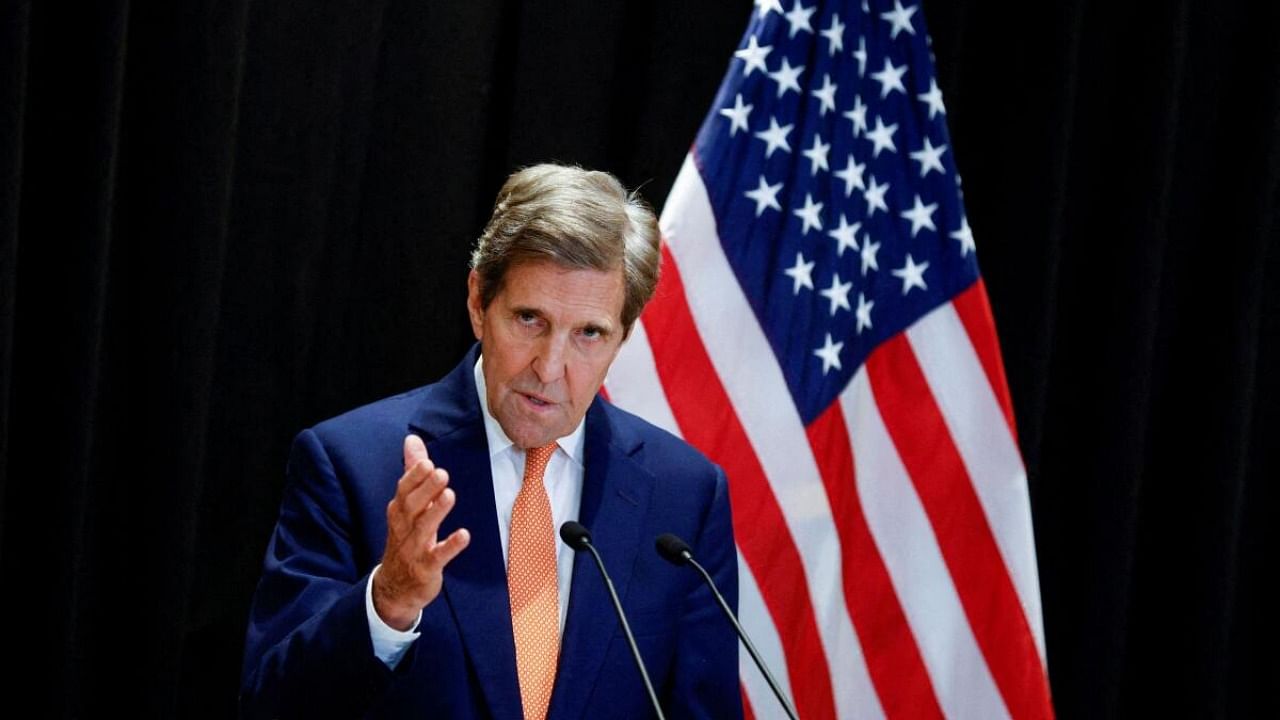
left=2, top=1, right=1276, bottom=717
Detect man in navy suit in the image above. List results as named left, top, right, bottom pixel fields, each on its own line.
left=241, top=164, right=742, bottom=719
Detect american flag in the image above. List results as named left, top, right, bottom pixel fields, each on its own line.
left=606, top=1, right=1053, bottom=718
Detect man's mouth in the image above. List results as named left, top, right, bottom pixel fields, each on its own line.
left=519, top=391, right=554, bottom=408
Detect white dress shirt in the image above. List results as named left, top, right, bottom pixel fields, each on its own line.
left=367, top=357, right=585, bottom=668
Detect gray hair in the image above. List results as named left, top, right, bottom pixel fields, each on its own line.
left=470, top=163, right=660, bottom=334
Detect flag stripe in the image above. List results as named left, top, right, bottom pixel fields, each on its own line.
left=805, top=403, right=946, bottom=719
left=661, top=157, right=882, bottom=719
left=841, top=364, right=1013, bottom=720
left=865, top=335, right=1052, bottom=720
left=641, top=243, right=839, bottom=720
left=906, top=302, right=1047, bottom=660
left=737, top=549, right=796, bottom=720
left=951, top=279, right=1018, bottom=440
left=606, top=320, right=681, bottom=437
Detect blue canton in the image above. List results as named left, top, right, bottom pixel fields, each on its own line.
left=693, top=0, right=980, bottom=424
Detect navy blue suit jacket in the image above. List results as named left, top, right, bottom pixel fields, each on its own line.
left=241, top=346, right=742, bottom=718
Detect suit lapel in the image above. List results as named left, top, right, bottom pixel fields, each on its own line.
left=550, top=401, right=654, bottom=720
left=408, top=348, right=522, bottom=718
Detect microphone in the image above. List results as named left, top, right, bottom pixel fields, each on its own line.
left=560, top=522, right=666, bottom=720
left=655, top=533, right=799, bottom=720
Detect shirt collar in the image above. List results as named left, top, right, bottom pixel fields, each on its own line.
left=473, top=356, right=587, bottom=465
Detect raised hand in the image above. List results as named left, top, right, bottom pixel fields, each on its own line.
left=371, top=434, right=471, bottom=630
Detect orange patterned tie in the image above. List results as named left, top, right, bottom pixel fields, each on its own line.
left=508, top=443, right=560, bottom=720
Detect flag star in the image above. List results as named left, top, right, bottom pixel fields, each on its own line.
left=813, top=333, right=844, bottom=374
left=719, top=94, right=753, bottom=136
left=792, top=192, right=824, bottom=234
left=802, top=134, right=831, bottom=175
left=755, top=0, right=784, bottom=18
left=865, top=116, right=898, bottom=157
left=870, top=57, right=907, bottom=98
left=852, top=36, right=868, bottom=77
left=842, top=94, right=868, bottom=136
left=820, top=13, right=845, bottom=55
left=783, top=252, right=815, bottom=294
left=833, top=155, right=866, bottom=196
left=784, top=1, right=816, bottom=38
left=909, top=137, right=948, bottom=177
left=734, top=35, right=772, bottom=77
left=951, top=217, right=976, bottom=255
left=880, top=0, right=919, bottom=39
left=860, top=237, right=881, bottom=275
left=767, top=57, right=805, bottom=98
left=827, top=215, right=860, bottom=256
left=900, top=194, right=938, bottom=236
left=861, top=0, right=870, bottom=12
left=892, top=253, right=930, bottom=294
left=753, top=116, right=794, bottom=157
left=918, top=78, right=946, bottom=119
left=820, top=273, right=854, bottom=316
left=744, top=175, right=783, bottom=216
left=855, top=292, right=874, bottom=333
left=811, top=74, right=838, bottom=115
left=863, top=175, right=890, bottom=217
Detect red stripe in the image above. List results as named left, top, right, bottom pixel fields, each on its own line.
left=741, top=685, right=756, bottom=720
left=643, top=245, right=838, bottom=720
left=866, top=335, right=1053, bottom=720
left=952, top=279, right=1019, bottom=441
left=805, top=404, right=945, bottom=719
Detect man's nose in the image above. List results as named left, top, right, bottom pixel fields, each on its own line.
left=531, top=333, right=567, bottom=384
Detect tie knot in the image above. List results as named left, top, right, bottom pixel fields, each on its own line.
left=524, top=443, right=556, bottom=481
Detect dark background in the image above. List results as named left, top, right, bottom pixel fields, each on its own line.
left=2, top=0, right=1276, bottom=717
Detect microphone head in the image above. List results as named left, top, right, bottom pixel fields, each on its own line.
left=560, top=521, right=592, bottom=550
left=655, top=533, right=693, bottom=565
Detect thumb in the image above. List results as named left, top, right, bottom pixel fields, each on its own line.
left=403, top=433, right=429, bottom=470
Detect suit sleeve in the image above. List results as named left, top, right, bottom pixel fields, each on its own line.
left=664, top=465, right=745, bottom=719
left=239, top=429, right=414, bottom=718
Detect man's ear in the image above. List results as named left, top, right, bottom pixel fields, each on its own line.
left=466, top=270, right=485, bottom=341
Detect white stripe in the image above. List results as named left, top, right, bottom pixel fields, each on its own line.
left=607, top=321, right=682, bottom=437
left=662, top=155, right=883, bottom=720
left=737, top=549, right=797, bottom=720
left=906, top=303, right=1048, bottom=662
left=604, top=330, right=796, bottom=717
left=841, top=368, right=1012, bottom=720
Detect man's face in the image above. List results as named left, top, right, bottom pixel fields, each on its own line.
left=468, top=259, right=627, bottom=450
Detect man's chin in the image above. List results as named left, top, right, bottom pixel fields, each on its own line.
left=498, top=417, right=561, bottom=451
left=512, top=433, right=557, bottom=451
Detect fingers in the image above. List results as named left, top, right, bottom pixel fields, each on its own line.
left=396, top=456, right=434, bottom=499
left=388, top=464, right=457, bottom=549
left=376, top=450, right=469, bottom=616
left=401, top=468, right=449, bottom=520
left=390, top=436, right=465, bottom=566
left=406, top=480, right=455, bottom=543
left=410, top=520, right=470, bottom=574
left=391, top=441, right=437, bottom=510
left=403, top=433, right=429, bottom=471
left=386, top=483, right=469, bottom=577
left=433, top=527, right=471, bottom=566
left=387, top=447, right=443, bottom=543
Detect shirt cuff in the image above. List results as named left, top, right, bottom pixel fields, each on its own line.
left=366, top=564, right=422, bottom=669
